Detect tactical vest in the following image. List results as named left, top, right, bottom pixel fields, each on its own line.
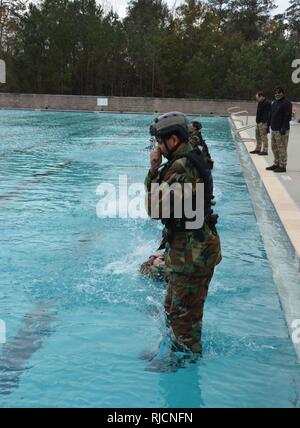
left=159, top=148, right=216, bottom=232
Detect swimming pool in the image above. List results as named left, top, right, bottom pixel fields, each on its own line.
left=0, top=110, right=299, bottom=408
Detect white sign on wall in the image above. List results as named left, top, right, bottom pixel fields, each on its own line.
left=0, top=59, right=6, bottom=84
left=97, top=98, right=109, bottom=107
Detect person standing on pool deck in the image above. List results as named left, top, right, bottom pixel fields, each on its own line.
left=144, top=112, right=222, bottom=356
left=250, top=92, right=271, bottom=156
left=266, top=87, right=293, bottom=173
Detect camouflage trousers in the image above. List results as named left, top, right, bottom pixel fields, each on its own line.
left=255, top=123, right=269, bottom=152
left=165, top=271, right=213, bottom=354
left=164, top=229, right=222, bottom=354
left=271, top=131, right=289, bottom=168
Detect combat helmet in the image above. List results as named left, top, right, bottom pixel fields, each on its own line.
left=154, top=112, right=189, bottom=142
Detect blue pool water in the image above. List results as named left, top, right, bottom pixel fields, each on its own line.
left=0, top=110, right=299, bottom=408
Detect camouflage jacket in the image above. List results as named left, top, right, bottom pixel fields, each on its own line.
left=145, top=144, right=202, bottom=223
left=189, top=133, right=211, bottom=160
left=145, top=144, right=222, bottom=276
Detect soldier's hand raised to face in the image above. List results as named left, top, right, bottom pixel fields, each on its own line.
left=150, top=148, right=162, bottom=172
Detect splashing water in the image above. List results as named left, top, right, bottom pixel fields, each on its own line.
left=0, top=110, right=299, bottom=408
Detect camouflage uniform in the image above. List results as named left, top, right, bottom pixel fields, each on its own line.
left=271, top=131, right=289, bottom=169
left=189, top=133, right=210, bottom=159
left=189, top=134, right=202, bottom=150
left=189, top=133, right=214, bottom=172
left=145, top=144, right=222, bottom=354
left=255, top=123, right=269, bottom=153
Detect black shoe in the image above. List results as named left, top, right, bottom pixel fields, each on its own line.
left=250, top=150, right=261, bottom=154
left=274, top=167, right=286, bottom=173
left=266, top=164, right=279, bottom=171
left=259, top=152, right=268, bottom=156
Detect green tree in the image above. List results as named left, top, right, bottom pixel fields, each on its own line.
left=262, top=15, right=300, bottom=98
left=14, top=0, right=78, bottom=93
left=287, top=0, right=300, bottom=55
left=0, top=0, right=27, bottom=55
left=174, top=0, right=243, bottom=98
left=225, top=43, right=272, bottom=99
left=10, top=0, right=127, bottom=95
left=206, top=0, right=231, bottom=31
left=124, top=0, right=170, bottom=96
left=228, top=0, right=275, bottom=42
left=2, top=0, right=300, bottom=100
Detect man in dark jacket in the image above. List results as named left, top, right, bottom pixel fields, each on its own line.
left=266, top=87, right=293, bottom=173
left=250, top=92, right=271, bottom=156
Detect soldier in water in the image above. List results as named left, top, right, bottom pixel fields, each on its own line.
left=144, top=112, right=222, bottom=360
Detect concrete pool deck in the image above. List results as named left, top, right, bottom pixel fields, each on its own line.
left=232, top=115, right=300, bottom=263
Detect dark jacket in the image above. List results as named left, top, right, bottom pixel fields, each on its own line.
left=256, top=99, right=271, bottom=124
left=269, top=97, right=293, bottom=132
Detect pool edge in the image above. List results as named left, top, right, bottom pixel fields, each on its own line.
left=230, top=116, right=300, bottom=362
left=230, top=117, right=300, bottom=264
